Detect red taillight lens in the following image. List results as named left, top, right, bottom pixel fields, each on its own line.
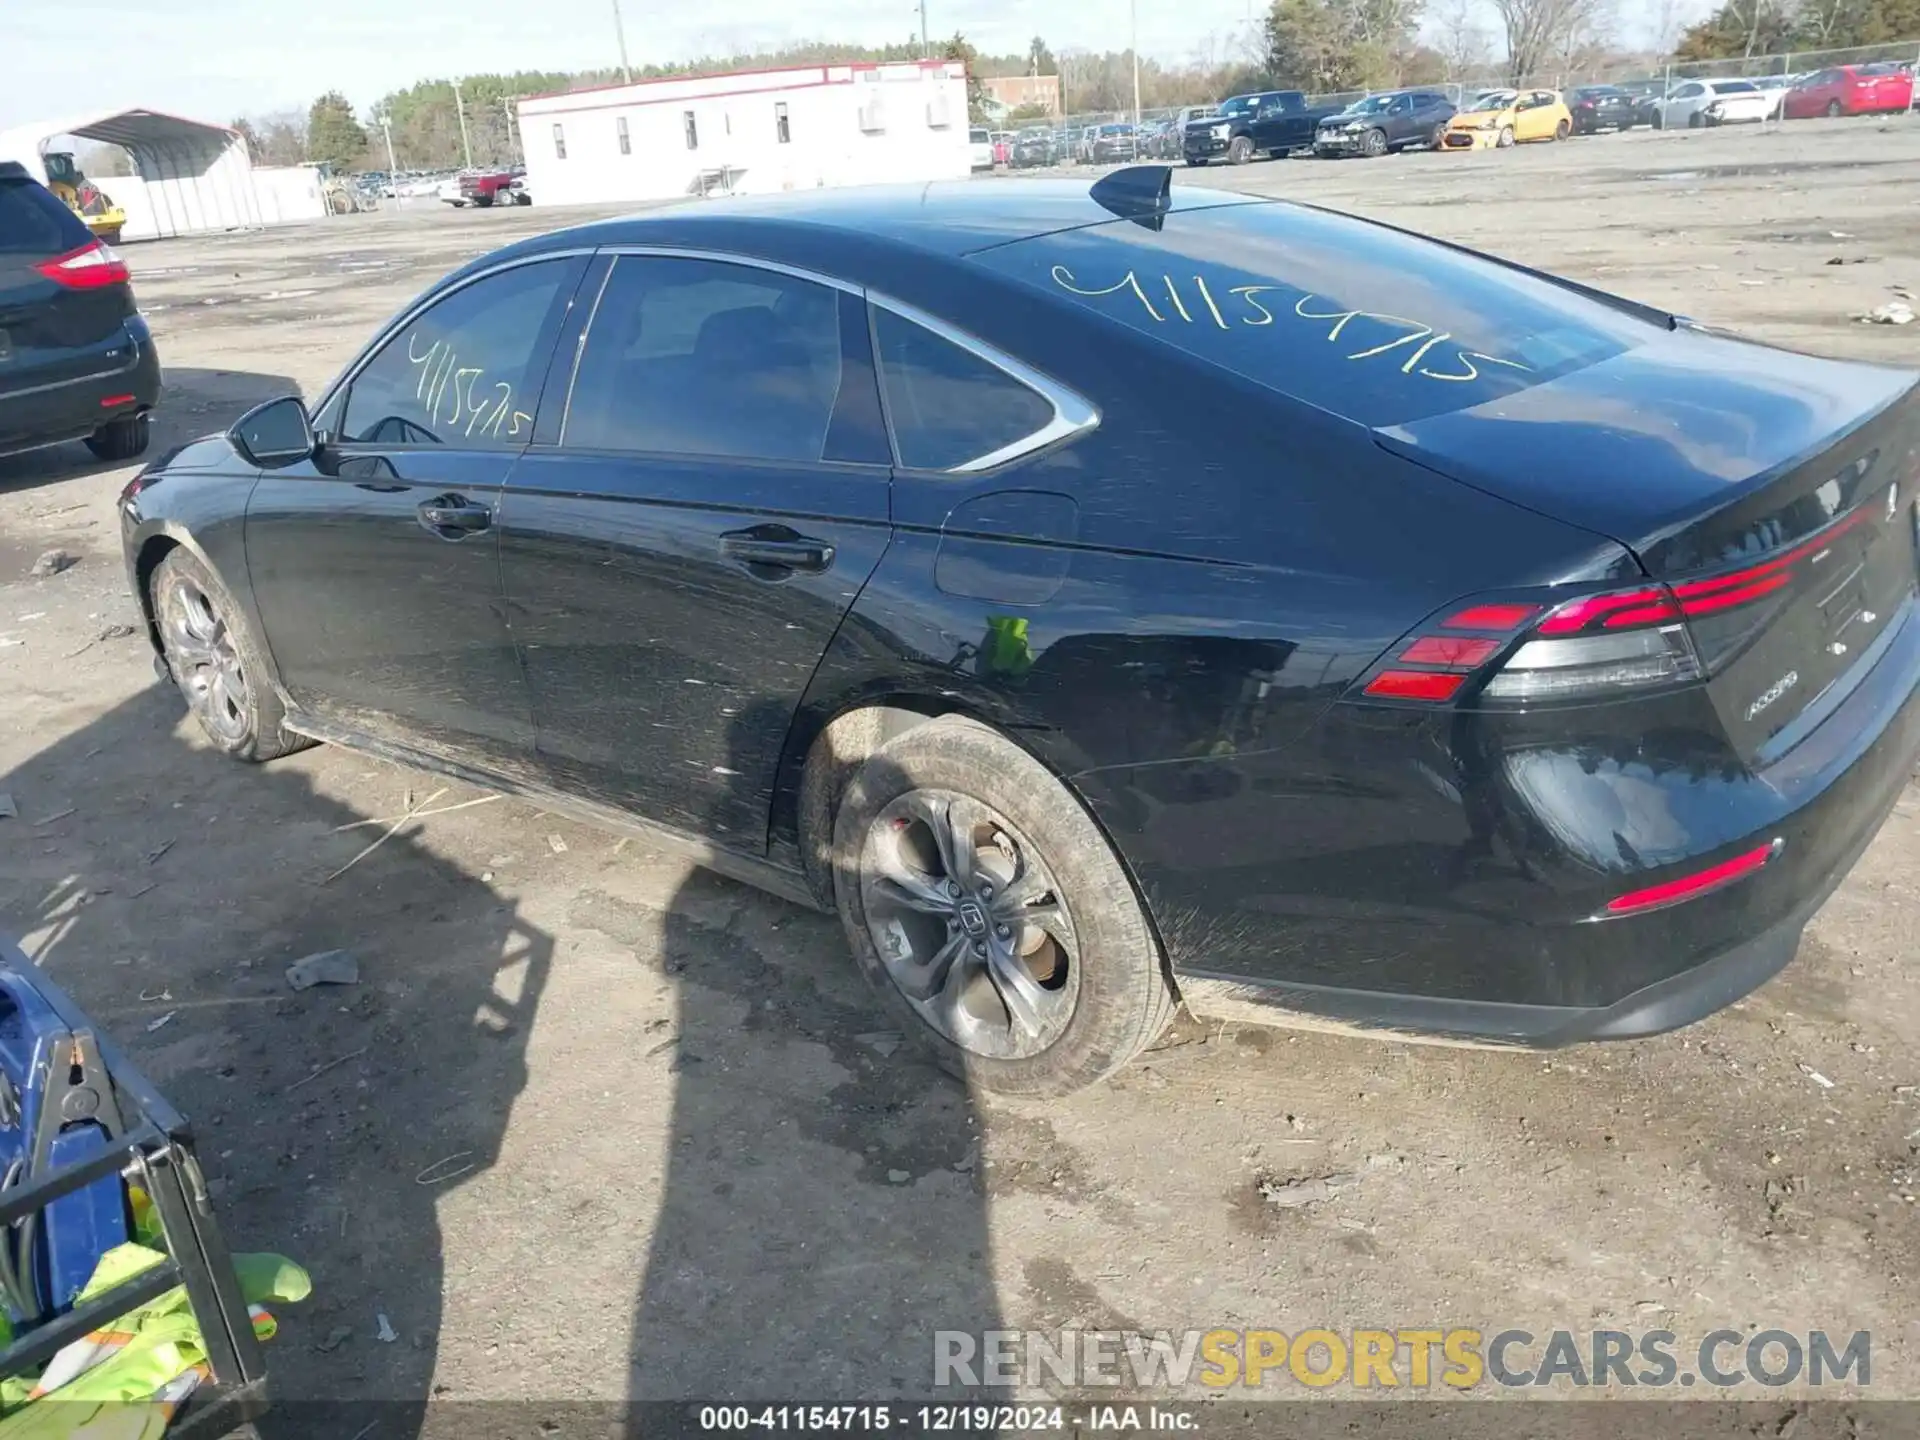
left=1600, top=839, right=1781, bottom=917
left=1355, top=501, right=1878, bottom=706
left=34, top=241, right=130, bottom=290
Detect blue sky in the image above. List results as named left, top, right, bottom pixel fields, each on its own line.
left=4, top=0, right=1281, bottom=129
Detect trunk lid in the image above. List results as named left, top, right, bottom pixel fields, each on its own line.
left=1376, top=327, right=1920, bottom=759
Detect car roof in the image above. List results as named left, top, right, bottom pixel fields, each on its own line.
left=507, top=178, right=1266, bottom=261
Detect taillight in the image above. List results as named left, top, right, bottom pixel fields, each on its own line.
left=1599, top=838, right=1781, bottom=917
left=34, top=241, right=130, bottom=290
left=1355, top=502, right=1874, bottom=707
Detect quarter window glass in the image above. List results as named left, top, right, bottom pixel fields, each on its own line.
left=565, top=255, right=844, bottom=462
left=339, top=260, right=570, bottom=448
left=872, top=307, right=1055, bottom=470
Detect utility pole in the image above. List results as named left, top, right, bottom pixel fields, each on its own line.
left=379, top=114, right=400, bottom=205
left=1129, top=0, right=1142, bottom=136
left=918, top=0, right=930, bottom=58
left=611, top=0, right=634, bottom=82
left=452, top=78, right=474, bottom=169
left=501, top=98, right=520, bottom=163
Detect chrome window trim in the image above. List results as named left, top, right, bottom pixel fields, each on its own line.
left=310, top=247, right=598, bottom=438
left=596, top=245, right=863, bottom=295
left=866, top=293, right=1100, bottom=474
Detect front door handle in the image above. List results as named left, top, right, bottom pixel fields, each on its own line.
left=719, top=527, right=835, bottom=575
left=418, top=494, right=493, bottom=539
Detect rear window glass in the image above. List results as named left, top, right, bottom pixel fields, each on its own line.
left=0, top=177, right=92, bottom=257
left=976, top=200, right=1649, bottom=428
left=1714, top=80, right=1758, bottom=92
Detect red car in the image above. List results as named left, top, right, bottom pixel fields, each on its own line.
left=1782, top=63, right=1914, bottom=119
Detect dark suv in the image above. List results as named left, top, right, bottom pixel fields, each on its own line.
left=0, top=161, right=159, bottom=464
left=1313, top=89, right=1457, bottom=157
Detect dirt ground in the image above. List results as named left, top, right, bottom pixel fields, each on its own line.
left=3, top=116, right=1920, bottom=1428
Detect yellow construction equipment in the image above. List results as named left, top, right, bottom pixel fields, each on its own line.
left=42, top=152, right=126, bottom=245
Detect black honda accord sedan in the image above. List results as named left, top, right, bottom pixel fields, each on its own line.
left=119, top=169, right=1920, bottom=1095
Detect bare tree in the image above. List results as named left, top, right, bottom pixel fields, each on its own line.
left=1492, top=0, right=1611, bottom=82
left=1430, top=0, right=1493, bottom=77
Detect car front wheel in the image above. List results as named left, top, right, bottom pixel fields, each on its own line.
left=832, top=717, right=1174, bottom=1096
left=150, top=549, right=311, bottom=762
left=1497, top=125, right=1515, bottom=147
left=1555, top=117, right=1571, bottom=139
left=1362, top=127, right=1388, bottom=157
left=1227, top=135, right=1255, bottom=164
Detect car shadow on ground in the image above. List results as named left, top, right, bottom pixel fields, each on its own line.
left=617, top=706, right=1004, bottom=1425
left=0, top=366, right=301, bottom=497
left=0, top=684, right=549, bottom=1438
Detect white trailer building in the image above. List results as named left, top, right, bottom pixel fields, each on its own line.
left=516, top=60, right=972, bottom=208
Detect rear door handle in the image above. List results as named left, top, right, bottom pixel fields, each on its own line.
left=418, top=494, right=493, bottom=538
left=719, top=527, right=835, bottom=575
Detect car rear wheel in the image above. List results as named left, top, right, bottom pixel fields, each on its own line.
left=1497, top=125, right=1515, bottom=147
left=85, top=414, right=148, bottom=462
left=1554, top=117, right=1571, bottom=140
left=1826, top=99, right=1843, bottom=117
left=832, top=717, right=1174, bottom=1096
left=474, top=194, right=494, bottom=208
left=150, top=549, right=310, bottom=763
left=1227, top=135, right=1254, bottom=164
left=1688, top=110, right=1705, bottom=128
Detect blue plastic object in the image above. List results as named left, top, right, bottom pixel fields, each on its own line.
left=0, top=967, right=131, bottom=1322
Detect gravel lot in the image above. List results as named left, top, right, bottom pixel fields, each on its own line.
left=2, top=116, right=1919, bottom=1427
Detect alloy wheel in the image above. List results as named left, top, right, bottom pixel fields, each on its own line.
left=859, top=788, right=1080, bottom=1060
left=160, top=575, right=251, bottom=745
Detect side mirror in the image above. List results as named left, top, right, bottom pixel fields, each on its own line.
left=230, top=395, right=315, bottom=468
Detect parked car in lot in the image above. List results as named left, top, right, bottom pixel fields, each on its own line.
left=1164, top=105, right=1217, bottom=154
left=1567, top=84, right=1640, bottom=133
left=969, top=128, right=995, bottom=170
left=1618, top=79, right=1668, bottom=128
left=1657, top=78, right=1776, bottom=128
left=0, top=161, right=158, bottom=465
left=1090, top=123, right=1139, bottom=163
left=1010, top=126, right=1058, bottom=167
left=123, top=173, right=1920, bottom=1096
left=1783, top=63, right=1915, bottom=118
left=1442, top=88, right=1572, bottom=148
left=440, top=167, right=525, bottom=208
left=1315, top=89, right=1458, bottom=156
left=1186, top=90, right=1343, bottom=164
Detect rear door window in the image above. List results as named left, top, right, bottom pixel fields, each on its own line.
left=563, top=254, right=848, bottom=463
left=977, top=199, right=1650, bottom=428
left=0, top=176, right=93, bottom=257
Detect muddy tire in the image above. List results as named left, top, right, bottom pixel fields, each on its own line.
left=150, top=549, right=310, bottom=762
left=831, top=717, right=1174, bottom=1097
left=85, top=414, right=148, bottom=462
